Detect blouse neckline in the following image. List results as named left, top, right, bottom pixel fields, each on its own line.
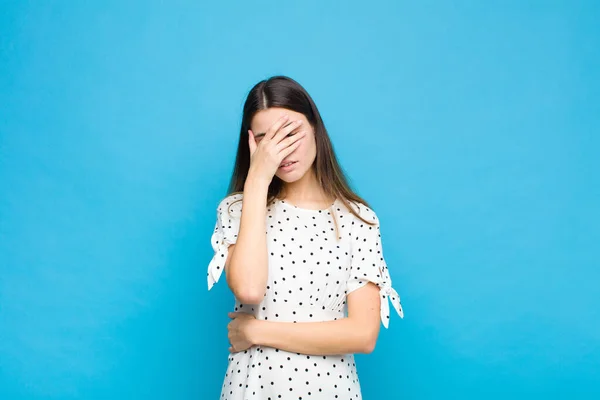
left=277, top=197, right=338, bottom=213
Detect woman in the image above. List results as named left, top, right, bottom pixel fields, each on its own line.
left=207, top=75, right=404, bottom=399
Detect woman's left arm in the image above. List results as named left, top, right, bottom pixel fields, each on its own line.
left=228, top=282, right=381, bottom=355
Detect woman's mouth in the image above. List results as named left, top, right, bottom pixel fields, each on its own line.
left=279, top=161, right=298, bottom=171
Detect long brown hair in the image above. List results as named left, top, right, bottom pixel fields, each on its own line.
left=224, top=75, right=375, bottom=230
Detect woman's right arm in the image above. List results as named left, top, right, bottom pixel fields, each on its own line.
left=224, top=114, right=307, bottom=304
left=224, top=176, right=270, bottom=304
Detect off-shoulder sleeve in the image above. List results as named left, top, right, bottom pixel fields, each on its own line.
left=346, top=203, right=404, bottom=328
left=207, top=193, right=243, bottom=290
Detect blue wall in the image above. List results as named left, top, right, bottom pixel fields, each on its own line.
left=1, top=1, right=598, bottom=399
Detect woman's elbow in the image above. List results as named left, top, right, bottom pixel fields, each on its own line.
left=357, top=326, right=380, bottom=354
left=234, top=288, right=265, bottom=304
left=359, top=337, right=377, bottom=354
left=226, top=270, right=266, bottom=304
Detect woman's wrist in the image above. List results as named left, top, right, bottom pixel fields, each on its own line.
left=245, top=169, right=272, bottom=190
left=248, top=318, right=265, bottom=346
left=243, top=175, right=271, bottom=211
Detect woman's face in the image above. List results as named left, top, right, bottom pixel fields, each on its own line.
left=250, top=107, right=316, bottom=183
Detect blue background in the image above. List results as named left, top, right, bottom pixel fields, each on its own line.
left=1, top=1, right=598, bottom=399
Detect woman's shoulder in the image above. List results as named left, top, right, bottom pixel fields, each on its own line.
left=344, top=198, right=379, bottom=223
left=216, top=192, right=243, bottom=217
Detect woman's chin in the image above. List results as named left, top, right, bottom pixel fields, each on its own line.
left=276, top=169, right=303, bottom=183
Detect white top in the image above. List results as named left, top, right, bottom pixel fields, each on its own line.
left=207, top=193, right=403, bottom=400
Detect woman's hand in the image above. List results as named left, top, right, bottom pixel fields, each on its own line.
left=227, top=312, right=260, bottom=353
left=247, top=114, right=307, bottom=182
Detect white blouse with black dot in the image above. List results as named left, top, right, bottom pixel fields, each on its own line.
left=207, top=193, right=403, bottom=400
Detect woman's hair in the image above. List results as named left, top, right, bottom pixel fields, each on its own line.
left=225, top=75, right=375, bottom=228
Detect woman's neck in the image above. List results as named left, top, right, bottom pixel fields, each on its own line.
left=280, top=170, right=335, bottom=207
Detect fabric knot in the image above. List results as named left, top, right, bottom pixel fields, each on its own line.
left=378, top=284, right=404, bottom=328
left=207, top=233, right=231, bottom=290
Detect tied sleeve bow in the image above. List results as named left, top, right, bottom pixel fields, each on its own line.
left=379, top=284, right=404, bottom=328
left=207, top=229, right=232, bottom=290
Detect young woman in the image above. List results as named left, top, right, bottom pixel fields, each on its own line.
left=207, top=76, right=404, bottom=399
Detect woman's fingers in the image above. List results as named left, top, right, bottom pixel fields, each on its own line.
left=272, top=119, right=303, bottom=145
left=275, top=130, right=306, bottom=153
left=246, top=114, right=306, bottom=180
left=264, top=114, right=290, bottom=141
left=279, top=137, right=303, bottom=159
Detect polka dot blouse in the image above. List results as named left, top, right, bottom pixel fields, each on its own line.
left=207, top=193, right=404, bottom=400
